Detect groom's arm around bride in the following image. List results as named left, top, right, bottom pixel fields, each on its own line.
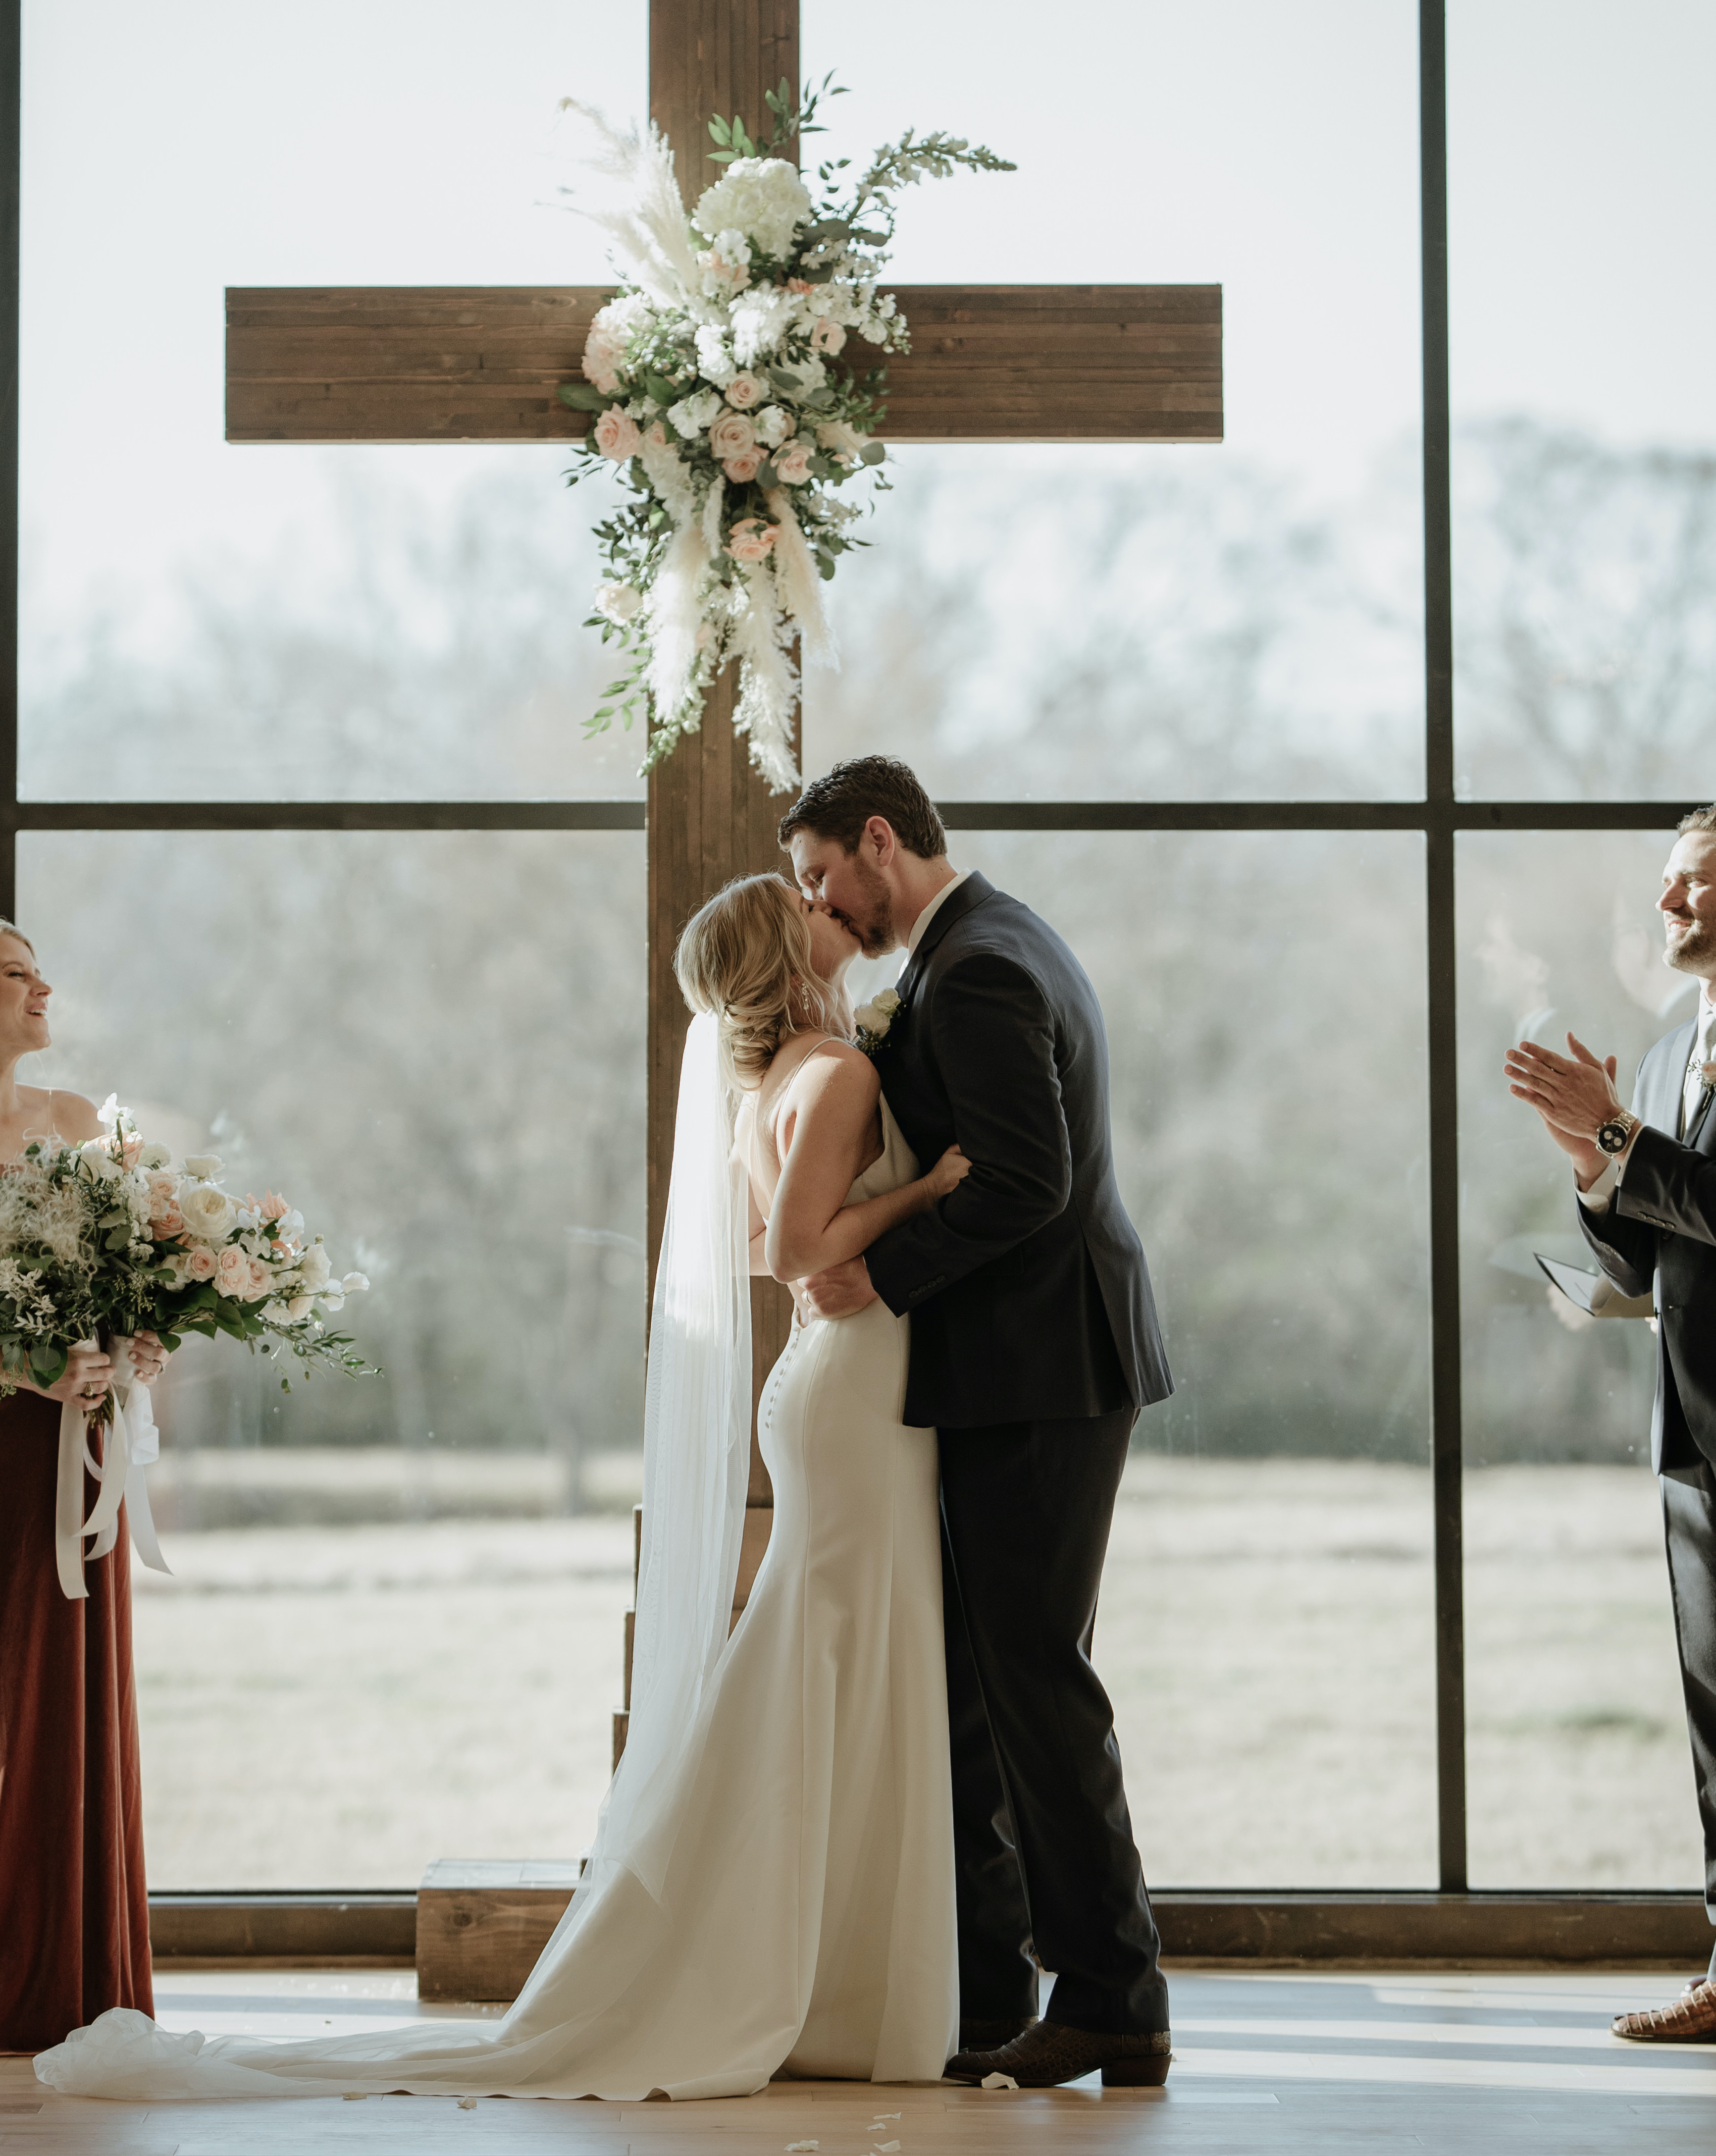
left=780, top=756, right=1176, bottom=2088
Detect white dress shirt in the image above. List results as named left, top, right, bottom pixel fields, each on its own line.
left=1580, top=990, right=1716, bottom=1214
left=900, top=868, right=972, bottom=967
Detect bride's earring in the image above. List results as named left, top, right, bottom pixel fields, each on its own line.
left=798, top=984, right=811, bottom=1016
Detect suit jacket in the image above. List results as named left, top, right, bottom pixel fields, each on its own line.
left=864, top=872, right=1173, bottom=1431
left=1579, top=1016, right=1716, bottom=1472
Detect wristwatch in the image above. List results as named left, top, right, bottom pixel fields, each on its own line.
left=1595, top=1111, right=1641, bottom=1156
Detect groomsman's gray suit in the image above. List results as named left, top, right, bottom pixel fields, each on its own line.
left=1579, top=1008, right=1716, bottom=1958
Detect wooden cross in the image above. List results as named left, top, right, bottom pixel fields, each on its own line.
left=223, top=0, right=1219, bottom=1809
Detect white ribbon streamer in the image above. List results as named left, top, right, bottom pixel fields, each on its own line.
left=53, top=1335, right=171, bottom=1601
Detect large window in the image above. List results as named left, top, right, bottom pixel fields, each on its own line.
left=11, top=0, right=1715, bottom=1897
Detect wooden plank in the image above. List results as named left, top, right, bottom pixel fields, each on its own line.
left=224, top=284, right=1222, bottom=444
left=415, top=1858, right=583, bottom=2002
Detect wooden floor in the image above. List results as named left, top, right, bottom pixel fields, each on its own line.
left=7, top=1964, right=1716, bottom=2151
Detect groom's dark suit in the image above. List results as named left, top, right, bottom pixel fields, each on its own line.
left=865, top=872, right=1173, bottom=2036
left=1579, top=1016, right=1716, bottom=1931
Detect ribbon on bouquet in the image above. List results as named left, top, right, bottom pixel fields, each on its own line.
left=53, top=1335, right=171, bottom=1601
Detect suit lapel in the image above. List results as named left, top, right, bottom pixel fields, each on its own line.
left=891, top=872, right=998, bottom=1013
left=1642, top=1020, right=1697, bottom=1138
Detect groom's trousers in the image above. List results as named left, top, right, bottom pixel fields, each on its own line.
left=939, top=1409, right=1169, bottom=2036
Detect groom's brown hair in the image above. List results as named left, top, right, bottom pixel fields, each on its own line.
left=777, top=756, right=947, bottom=861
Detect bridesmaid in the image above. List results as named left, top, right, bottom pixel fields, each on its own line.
left=0, top=921, right=167, bottom=2050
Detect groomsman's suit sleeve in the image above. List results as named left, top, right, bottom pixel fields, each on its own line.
left=1579, top=1044, right=1672, bottom=1295
left=1618, top=1128, right=1716, bottom=1249
left=867, top=953, right=1073, bottom=1315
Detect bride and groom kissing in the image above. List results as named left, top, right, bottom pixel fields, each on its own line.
left=39, top=754, right=1176, bottom=2104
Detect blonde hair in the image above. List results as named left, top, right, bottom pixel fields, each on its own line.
left=674, top=873, right=853, bottom=1090
left=0, top=920, right=34, bottom=955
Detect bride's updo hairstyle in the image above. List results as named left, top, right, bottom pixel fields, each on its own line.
left=674, top=873, right=851, bottom=1091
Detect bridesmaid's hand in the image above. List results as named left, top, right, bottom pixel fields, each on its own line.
left=34, top=1343, right=114, bottom=1407
left=128, top=1331, right=169, bottom=1386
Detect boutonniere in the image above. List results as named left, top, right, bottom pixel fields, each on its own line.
left=1702, top=1060, right=1716, bottom=1092
left=854, top=988, right=903, bottom=1058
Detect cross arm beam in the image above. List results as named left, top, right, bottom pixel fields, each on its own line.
left=224, top=284, right=1221, bottom=445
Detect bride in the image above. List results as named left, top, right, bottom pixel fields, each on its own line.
left=38, top=872, right=971, bottom=2103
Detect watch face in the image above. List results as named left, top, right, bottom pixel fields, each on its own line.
left=1598, top=1120, right=1629, bottom=1154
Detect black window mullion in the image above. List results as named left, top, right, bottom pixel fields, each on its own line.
left=1420, top=0, right=1467, bottom=1891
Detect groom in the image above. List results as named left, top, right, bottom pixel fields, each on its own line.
left=779, top=756, right=1175, bottom=2089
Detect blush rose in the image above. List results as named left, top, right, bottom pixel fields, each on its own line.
left=726, top=518, right=779, bottom=563
left=707, top=410, right=757, bottom=462
left=594, top=408, right=643, bottom=460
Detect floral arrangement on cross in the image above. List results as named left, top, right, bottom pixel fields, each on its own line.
left=558, top=79, right=1013, bottom=792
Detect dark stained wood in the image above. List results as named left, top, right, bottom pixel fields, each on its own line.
left=225, top=283, right=1222, bottom=444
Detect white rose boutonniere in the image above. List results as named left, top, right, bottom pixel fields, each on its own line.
left=854, top=987, right=904, bottom=1059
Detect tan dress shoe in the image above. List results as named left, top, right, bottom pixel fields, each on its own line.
left=1611, top=1979, right=1716, bottom=2041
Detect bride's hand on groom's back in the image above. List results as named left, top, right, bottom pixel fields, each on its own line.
left=797, top=1257, right=879, bottom=1322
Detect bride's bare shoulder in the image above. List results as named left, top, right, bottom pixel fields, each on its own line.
left=18, top=1086, right=100, bottom=1142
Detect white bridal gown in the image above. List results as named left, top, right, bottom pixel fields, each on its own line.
left=37, top=1096, right=958, bottom=2104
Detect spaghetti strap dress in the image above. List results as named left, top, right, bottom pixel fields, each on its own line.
left=0, top=1388, right=153, bottom=2049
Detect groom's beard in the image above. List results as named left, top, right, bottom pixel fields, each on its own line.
left=837, top=854, right=897, bottom=959
left=1667, top=917, right=1714, bottom=972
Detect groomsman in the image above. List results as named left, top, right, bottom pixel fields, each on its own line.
left=1505, top=805, right=1716, bottom=2040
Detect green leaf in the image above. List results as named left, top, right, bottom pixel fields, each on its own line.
left=859, top=442, right=887, bottom=465
left=557, top=383, right=612, bottom=412
left=643, top=372, right=679, bottom=405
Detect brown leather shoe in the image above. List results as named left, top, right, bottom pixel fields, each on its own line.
left=957, top=2016, right=1038, bottom=2054
left=946, top=2018, right=1171, bottom=2087
left=1611, top=1979, right=1716, bottom=2041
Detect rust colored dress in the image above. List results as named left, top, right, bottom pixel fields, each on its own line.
left=0, top=1388, right=152, bottom=2050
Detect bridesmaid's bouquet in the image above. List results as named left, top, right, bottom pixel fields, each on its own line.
left=0, top=1097, right=374, bottom=1405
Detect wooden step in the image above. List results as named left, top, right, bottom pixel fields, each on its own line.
left=415, top=1859, right=583, bottom=2002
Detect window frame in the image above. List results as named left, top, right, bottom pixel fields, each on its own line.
left=2, top=0, right=1703, bottom=1904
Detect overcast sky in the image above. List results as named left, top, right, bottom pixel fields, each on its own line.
left=19, top=0, right=1715, bottom=640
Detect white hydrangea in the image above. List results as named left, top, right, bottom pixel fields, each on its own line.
left=694, top=325, right=738, bottom=388
left=753, top=404, right=791, bottom=448
left=668, top=388, right=723, bottom=436
left=731, top=288, right=796, bottom=366
left=691, top=156, right=812, bottom=260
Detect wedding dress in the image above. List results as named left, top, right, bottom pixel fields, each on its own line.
left=36, top=1017, right=957, bottom=2102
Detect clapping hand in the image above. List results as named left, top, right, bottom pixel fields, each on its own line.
left=1504, top=1031, right=1621, bottom=1175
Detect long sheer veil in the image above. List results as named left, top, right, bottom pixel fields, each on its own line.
left=563, top=1009, right=751, bottom=1906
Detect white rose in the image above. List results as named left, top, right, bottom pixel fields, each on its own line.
left=667, top=388, right=722, bottom=436
left=180, top=1182, right=236, bottom=1238
left=753, top=404, right=791, bottom=448
left=78, top=1141, right=122, bottom=1181
left=184, top=1154, right=223, bottom=1177
left=139, top=1143, right=173, bottom=1171
left=873, top=988, right=902, bottom=1017
left=594, top=581, right=643, bottom=625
